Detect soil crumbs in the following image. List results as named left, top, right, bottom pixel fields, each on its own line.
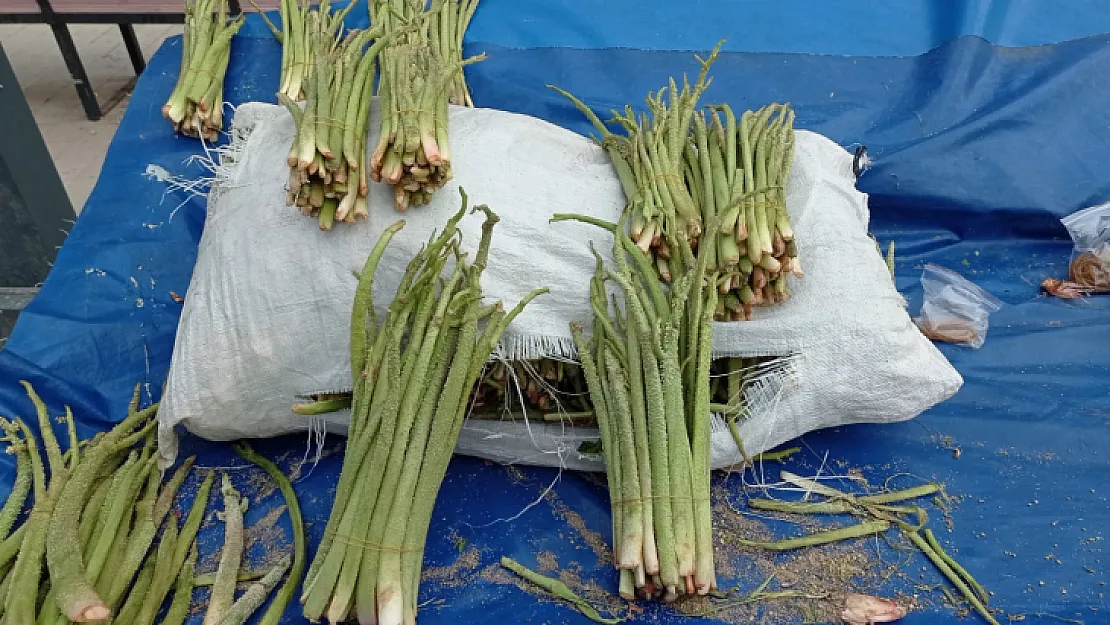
left=422, top=546, right=483, bottom=588
left=673, top=491, right=910, bottom=625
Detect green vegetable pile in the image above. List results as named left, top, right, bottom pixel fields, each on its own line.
left=163, top=0, right=245, bottom=141
left=301, top=191, right=546, bottom=625
left=368, top=0, right=484, bottom=210
left=267, top=1, right=386, bottom=228
left=0, top=383, right=303, bottom=625
left=552, top=41, right=802, bottom=321
left=553, top=212, right=718, bottom=601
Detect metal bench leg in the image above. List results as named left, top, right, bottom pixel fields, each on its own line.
left=47, top=22, right=102, bottom=121
left=120, top=24, right=146, bottom=75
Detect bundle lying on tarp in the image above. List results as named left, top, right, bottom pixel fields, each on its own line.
left=156, top=101, right=962, bottom=471
left=300, top=198, right=544, bottom=625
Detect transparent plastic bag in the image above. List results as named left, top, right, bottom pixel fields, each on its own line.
left=915, top=264, right=1002, bottom=349
left=1058, top=203, right=1110, bottom=294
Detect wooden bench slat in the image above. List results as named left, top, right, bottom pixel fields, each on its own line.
left=3, top=0, right=285, bottom=15
left=2, top=1, right=42, bottom=14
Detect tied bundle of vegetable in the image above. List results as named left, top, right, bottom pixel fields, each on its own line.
left=254, top=0, right=358, bottom=102
left=281, top=23, right=390, bottom=230
left=368, top=0, right=485, bottom=211
left=300, top=190, right=546, bottom=625
left=163, top=0, right=245, bottom=141
left=427, top=0, right=480, bottom=107
left=553, top=211, right=719, bottom=602
left=0, top=383, right=300, bottom=625
left=685, top=102, right=800, bottom=320
left=551, top=41, right=802, bottom=321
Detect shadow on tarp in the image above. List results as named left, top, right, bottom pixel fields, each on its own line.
left=0, top=31, right=1106, bottom=625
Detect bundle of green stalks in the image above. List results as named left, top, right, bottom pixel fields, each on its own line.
left=0, top=383, right=298, bottom=625
left=427, top=0, right=480, bottom=107
left=368, top=0, right=484, bottom=211
left=300, top=191, right=546, bottom=625
left=551, top=42, right=802, bottom=321
left=254, top=0, right=358, bottom=102
left=280, top=21, right=391, bottom=229
left=554, top=211, right=719, bottom=602
left=164, top=0, right=245, bottom=141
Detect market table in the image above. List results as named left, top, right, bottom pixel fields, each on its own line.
left=1, top=2, right=1108, bottom=623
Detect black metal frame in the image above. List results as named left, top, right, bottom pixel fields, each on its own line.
left=0, top=0, right=244, bottom=121
left=0, top=43, right=75, bottom=341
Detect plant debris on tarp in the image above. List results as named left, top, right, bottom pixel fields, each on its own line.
left=671, top=485, right=911, bottom=625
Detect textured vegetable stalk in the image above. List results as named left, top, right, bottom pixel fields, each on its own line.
left=555, top=215, right=719, bottom=601
left=552, top=42, right=801, bottom=321
left=282, top=18, right=386, bottom=229
left=0, top=418, right=31, bottom=541
left=302, top=190, right=546, bottom=625
left=163, top=0, right=245, bottom=141
left=232, top=443, right=305, bottom=625
left=368, top=0, right=485, bottom=211
left=160, top=543, right=198, bottom=625
left=203, top=474, right=247, bottom=625
left=45, top=394, right=157, bottom=622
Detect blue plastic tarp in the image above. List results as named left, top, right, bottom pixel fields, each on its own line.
left=2, top=2, right=1109, bottom=623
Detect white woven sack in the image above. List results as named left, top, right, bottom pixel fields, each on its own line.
left=157, top=101, right=962, bottom=470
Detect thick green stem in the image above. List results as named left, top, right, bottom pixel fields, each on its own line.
left=46, top=403, right=157, bottom=622
left=500, top=557, right=622, bottom=625
left=160, top=543, right=198, bottom=625
left=203, top=474, right=246, bottom=625
left=231, top=443, right=306, bottom=625
left=737, top=520, right=891, bottom=551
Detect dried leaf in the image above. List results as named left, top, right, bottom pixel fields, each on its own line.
left=841, top=593, right=907, bottom=625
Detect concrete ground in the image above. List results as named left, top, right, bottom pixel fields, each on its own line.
left=1, top=23, right=181, bottom=213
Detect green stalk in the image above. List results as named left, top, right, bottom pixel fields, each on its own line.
left=350, top=220, right=405, bottom=384
left=212, top=556, right=292, bottom=625
left=20, top=381, right=64, bottom=477
left=115, top=557, right=156, bottom=625
left=374, top=270, right=465, bottom=625
left=106, top=461, right=205, bottom=610
left=133, top=519, right=180, bottom=625
left=0, top=524, right=26, bottom=574
left=708, top=134, right=736, bottom=267
left=231, top=444, right=305, bottom=625
left=203, top=474, right=245, bottom=625
left=610, top=270, right=679, bottom=592
left=314, top=54, right=334, bottom=159
left=658, top=321, right=696, bottom=582
left=594, top=346, right=624, bottom=567
left=160, top=543, right=198, bottom=625
left=309, top=336, right=401, bottom=621
left=907, top=530, right=999, bottom=625
left=0, top=420, right=31, bottom=540
left=500, top=557, right=622, bottom=625
left=396, top=324, right=461, bottom=625
left=737, top=520, right=891, bottom=551
left=693, top=114, right=717, bottom=269
left=372, top=277, right=459, bottom=625
left=690, top=278, right=717, bottom=592
left=393, top=304, right=479, bottom=625
left=603, top=360, right=646, bottom=571
left=46, top=403, right=157, bottom=623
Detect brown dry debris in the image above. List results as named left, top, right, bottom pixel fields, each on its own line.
left=422, top=546, right=483, bottom=588
left=673, top=485, right=907, bottom=625
left=245, top=504, right=288, bottom=554
left=544, top=489, right=613, bottom=567
left=537, top=550, right=559, bottom=573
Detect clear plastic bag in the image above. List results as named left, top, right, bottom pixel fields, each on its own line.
left=915, top=264, right=1002, bottom=349
left=1060, top=203, right=1110, bottom=293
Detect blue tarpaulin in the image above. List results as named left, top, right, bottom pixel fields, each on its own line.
left=2, top=1, right=1108, bottom=623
